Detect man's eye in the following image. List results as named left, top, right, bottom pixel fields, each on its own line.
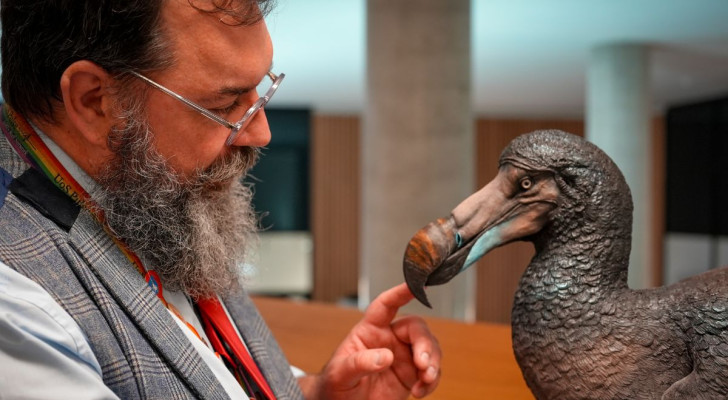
left=210, top=100, right=241, bottom=116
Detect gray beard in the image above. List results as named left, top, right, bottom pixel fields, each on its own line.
left=92, top=113, right=260, bottom=299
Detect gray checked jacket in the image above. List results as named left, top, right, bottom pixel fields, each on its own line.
left=0, top=125, right=304, bottom=399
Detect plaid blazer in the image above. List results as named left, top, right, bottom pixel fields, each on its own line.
left=0, top=130, right=303, bottom=399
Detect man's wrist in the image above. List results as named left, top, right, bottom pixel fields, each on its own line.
left=297, top=374, right=323, bottom=400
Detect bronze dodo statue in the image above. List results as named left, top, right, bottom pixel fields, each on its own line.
left=403, top=130, right=728, bottom=399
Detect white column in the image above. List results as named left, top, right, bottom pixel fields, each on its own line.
left=587, top=43, right=653, bottom=289
left=361, top=0, right=474, bottom=318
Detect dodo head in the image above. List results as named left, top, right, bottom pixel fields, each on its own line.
left=403, top=130, right=632, bottom=307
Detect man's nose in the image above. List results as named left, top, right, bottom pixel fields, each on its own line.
left=229, top=93, right=272, bottom=148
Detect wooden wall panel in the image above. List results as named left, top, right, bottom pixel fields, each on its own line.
left=475, top=120, right=585, bottom=323
left=311, top=115, right=361, bottom=302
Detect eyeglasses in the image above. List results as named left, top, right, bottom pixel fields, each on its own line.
left=129, top=70, right=285, bottom=146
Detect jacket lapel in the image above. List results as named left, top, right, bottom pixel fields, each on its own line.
left=68, top=211, right=229, bottom=400
left=223, top=292, right=304, bottom=400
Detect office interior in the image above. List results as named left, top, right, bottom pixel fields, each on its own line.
left=240, top=0, right=728, bottom=324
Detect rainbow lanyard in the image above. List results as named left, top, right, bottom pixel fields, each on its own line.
left=0, top=105, right=203, bottom=340
left=2, top=105, right=276, bottom=399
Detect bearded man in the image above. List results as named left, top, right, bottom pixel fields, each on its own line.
left=0, top=1, right=441, bottom=399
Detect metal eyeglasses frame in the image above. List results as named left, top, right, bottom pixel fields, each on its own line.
left=129, top=70, right=285, bottom=146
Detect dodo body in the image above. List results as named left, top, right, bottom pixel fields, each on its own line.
left=404, top=130, right=728, bottom=399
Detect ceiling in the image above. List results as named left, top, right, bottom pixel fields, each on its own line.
left=265, top=0, right=728, bottom=118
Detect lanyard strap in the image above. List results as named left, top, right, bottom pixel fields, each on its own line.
left=0, top=105, right=202, bottom=339
left=1, top=106, right=146, bottom=272
left=197, top=298, right=276, bottom=400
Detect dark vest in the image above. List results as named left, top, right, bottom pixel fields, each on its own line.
left=0, top=129, right=303, bottom=399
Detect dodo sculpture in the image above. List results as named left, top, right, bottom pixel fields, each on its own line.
left=403, top=130, right=728, bottom=399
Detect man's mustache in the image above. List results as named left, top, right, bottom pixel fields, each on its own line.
left=195, top=146, right=261, bottom=189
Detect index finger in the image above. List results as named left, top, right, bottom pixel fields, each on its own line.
left=362, top=283, right=415, bottom=327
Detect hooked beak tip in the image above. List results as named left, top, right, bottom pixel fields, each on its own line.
left=402, top=217, right=458, bottom=308
left=404, top=260, right=432, bottom=308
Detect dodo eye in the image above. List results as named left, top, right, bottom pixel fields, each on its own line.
left=520, top=177, right=533, bottom=191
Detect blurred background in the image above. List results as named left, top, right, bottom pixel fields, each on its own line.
left=225, top=1, right=728, bottom=322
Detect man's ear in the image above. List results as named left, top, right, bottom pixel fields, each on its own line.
left=59, top=60, right=117, bottom=148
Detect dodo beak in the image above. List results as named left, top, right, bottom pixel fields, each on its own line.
left=403, top=165, right=557, bottom=307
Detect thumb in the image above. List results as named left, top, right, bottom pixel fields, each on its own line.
left=333, top=349, right=394, bottom=387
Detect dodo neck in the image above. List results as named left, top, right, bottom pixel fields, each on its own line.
left=523, top=215, right=632, bottom=297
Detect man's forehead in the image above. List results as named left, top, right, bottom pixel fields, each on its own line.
left=159, top=0, right=273, bottom=87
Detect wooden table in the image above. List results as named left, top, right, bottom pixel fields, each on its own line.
left=253, top=296, right=534, bottom=400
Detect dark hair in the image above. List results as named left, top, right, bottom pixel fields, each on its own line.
left=1, top=0, right=273, bottom=121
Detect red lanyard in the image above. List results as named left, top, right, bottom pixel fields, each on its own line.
left=197, top=298, right=276, bottom=400
left=2, top=105, right=275, bottom=399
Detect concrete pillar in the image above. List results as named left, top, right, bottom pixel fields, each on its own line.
left=361, top=0, right=474, bottom=319
left=587, top=43, right=653, bottom=289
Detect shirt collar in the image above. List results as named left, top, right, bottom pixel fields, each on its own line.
left=30, top=122, right=100, bottom=195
